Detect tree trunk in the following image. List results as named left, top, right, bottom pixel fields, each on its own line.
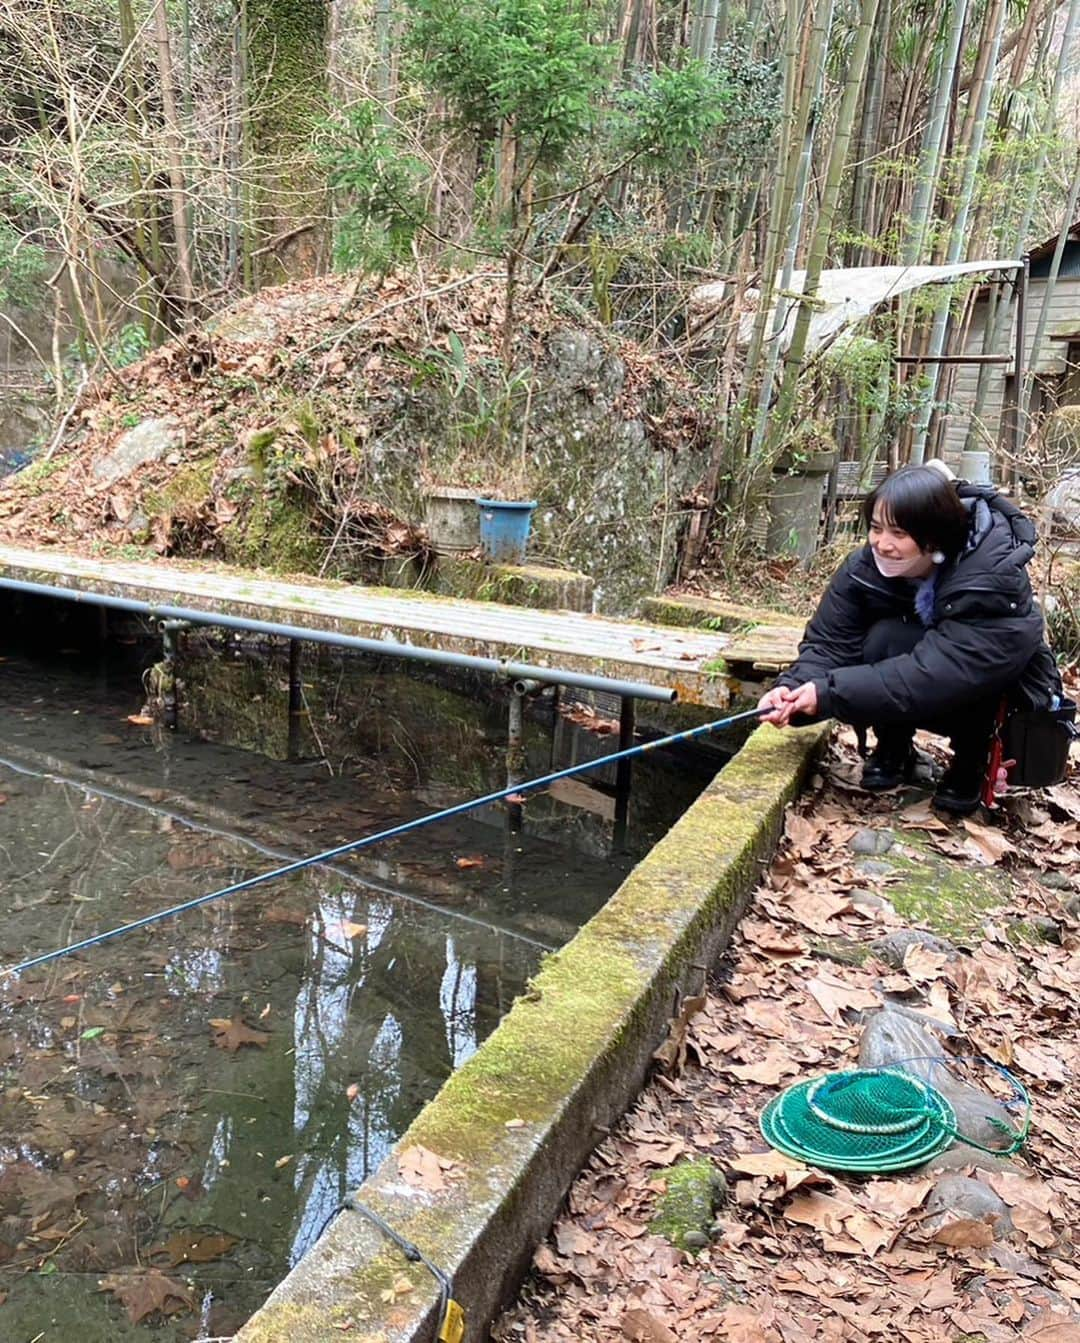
left=901, top=0, right=971, bottom=266
left=152, top=0, right=195, bottom=311
left=910, top=0, right=1006, bottom=461
left=764, top=0, right=878, bottom=460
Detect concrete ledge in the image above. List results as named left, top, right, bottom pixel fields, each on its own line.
left=431, top=556, right=595, bottom=612
left=236, top=722, right=829, bottom=1343
left=642, top=593, right=800, bottom=632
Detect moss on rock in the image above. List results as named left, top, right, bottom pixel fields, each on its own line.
left=144, top=455, right=216, bottom=517
left=649, top=1158, right=727, bottom=1251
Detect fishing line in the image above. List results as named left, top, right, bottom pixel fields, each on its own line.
left=2, top=706, right=767, bottom=978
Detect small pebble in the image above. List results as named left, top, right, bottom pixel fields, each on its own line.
left=849, top=827, right=896, bottom=856
left=854, top=858, right=896, bottom=879
left=871, top=929, right=957, bottom=968
left=848, top=888, right=897, bottom=916
left=925, top=1175, right=1012, bottom=1240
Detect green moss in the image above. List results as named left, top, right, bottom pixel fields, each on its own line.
left=811, top=935, right=872, bottom=966
left=221, top=487, right=323, bottom=574
left=246, top=429, right=278, bottom=477
left=10, top=456, right=65, bottom=496
left=882, top=842, right=1007, bottom=943
left=649, top=1159, right=726, bottom=1251
left=144, top=455, right=216, bottom=516
left=404, top=724, right=827, bottom=1164
left=641, top=595, right=799, bottom=633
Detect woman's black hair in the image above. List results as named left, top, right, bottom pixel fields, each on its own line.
left=861, top=466, right=970, bottom=556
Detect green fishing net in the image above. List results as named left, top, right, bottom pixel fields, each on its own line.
left=760, top=1068, right=958, bottom=1172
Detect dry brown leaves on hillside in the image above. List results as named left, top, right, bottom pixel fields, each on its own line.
left=0, top=269, right=703, bottom=559
left=493, top=735, right=1080, bottom=1343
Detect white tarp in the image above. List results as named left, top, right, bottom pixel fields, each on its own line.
left=692, top=260, right=1021, bottom=354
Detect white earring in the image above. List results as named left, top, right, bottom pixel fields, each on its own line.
left=931, top=551, right=945, bottom=564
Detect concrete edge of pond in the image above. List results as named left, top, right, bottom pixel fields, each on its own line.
left=235, top=721, right=830, bottom=1343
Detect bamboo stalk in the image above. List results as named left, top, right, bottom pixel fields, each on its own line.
left=764, top=0, right=879, bottom=460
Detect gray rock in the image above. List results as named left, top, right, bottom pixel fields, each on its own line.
left=925, top=1175, right=1012, bottom=1239
left=849, top=888, right=898, bottom=916
left=849, top=828, right=896, bottom=856
left=854, top=859, right=896, bottom=879
left=988, top=1242, right=1049, bottom=1279
left=1038, top=871, right=1075, bottom=892
left=91, top=418, right=180, bottom=488
left=870, top=929, right=957, bottom=969
left=1008, top=914, right=1062, bottom=944
left=917, top=1144, right=1019, bottom=1177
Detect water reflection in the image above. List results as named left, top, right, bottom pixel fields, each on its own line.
left=0, top=635, right=723, bottom=1338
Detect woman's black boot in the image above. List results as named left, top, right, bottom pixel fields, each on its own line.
left=933, top=741, right=990, bottom=815
left=861, top=728, right=916, bottom=791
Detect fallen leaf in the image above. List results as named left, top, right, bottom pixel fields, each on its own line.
left=98, top=1269, right=195, bottom=1324
left=1024, top=1313, right=1080, bottom=1341
left=962, top=817, right=1016, bottom=865
left=454, top=856, right=485, bottom=870
left=1012, top=1040, right=1068, bottom=1084
left=326, top=919, right=367, bottom=940
left=722, top=1045, right=800, bottom=1085
left=652, top=993, right=706, bottom=1075
left=398, top=1144, right=454, bottom=1194
left=1010, top=1201, right=1056, bottom=1248
left=152, top=1231, right=238, bottom=1266
left=741, top=920, right=807, bottom=958
left=728, top=1151, right=810, bottom=1180
left=930, top=1216, right=995, bottom=1248
left=862, top=1178, right=933, bottom=1219
left=782, top=885, right=851, bottom=933
left=621, top=1307, right=677, bottom=1342
left=126, top=713, right=155, bottom=727
left=805, top=974, right=878, bottom=1024
left=346, top=1083, right=360, bottom=1103
left=274, top=1154, right=293, bottom=1169
left=843, top=1210, right=894, bottom=1256
left=208, top=1017, right=270, bottom=1051
left=899, top=801, right=951, bottom=832
left=902, top=944, right=951, bottom=982
left=783, top=1191, right=851, bottom=1236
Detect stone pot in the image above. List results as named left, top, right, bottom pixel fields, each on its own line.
left=766, top=450, right=838, bottom=561
left=424, top=486, right=482, bottom=553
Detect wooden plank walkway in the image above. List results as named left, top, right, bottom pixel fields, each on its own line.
left=0, top=547, right=800, bottom=706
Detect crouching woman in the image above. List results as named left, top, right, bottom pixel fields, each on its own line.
left=757, top=463, right=1061, bottom=815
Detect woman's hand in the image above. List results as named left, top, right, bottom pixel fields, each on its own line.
left=757, top=682, right=818, bottom=727
left=757, top=685, right=794, bottom=725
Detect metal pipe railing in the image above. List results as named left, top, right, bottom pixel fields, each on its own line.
left=0, top=575, right=678, bottom=703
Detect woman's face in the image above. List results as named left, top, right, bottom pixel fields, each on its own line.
left=868, top=509, right=923, bottom=563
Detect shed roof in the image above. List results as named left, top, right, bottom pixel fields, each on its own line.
left=692, top=259, right=1020, bottom=355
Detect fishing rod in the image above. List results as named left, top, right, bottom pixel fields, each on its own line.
left=2, top=705, right=768, bottom=979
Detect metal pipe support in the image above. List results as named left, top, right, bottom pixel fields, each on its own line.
left=0, top=577, right=677, bottom=704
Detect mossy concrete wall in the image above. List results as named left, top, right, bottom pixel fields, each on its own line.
left=235, top=721, right=828, bottom=1343
left=642, top=593, right=801, bottom=632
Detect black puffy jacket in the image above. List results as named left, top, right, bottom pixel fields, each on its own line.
left=777, top=484, right=1061, bottom=726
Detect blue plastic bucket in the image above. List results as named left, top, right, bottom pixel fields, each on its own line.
left=475, top=498, right=537, bottom=563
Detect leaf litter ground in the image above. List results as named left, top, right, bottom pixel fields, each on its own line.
left=493, top=719, right=1080, bottom=1343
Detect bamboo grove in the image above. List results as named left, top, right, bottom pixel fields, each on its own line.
left=0, top=0, right=1077, bottom=543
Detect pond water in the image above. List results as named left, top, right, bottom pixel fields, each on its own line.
left=0, top=621, right=722, bottom=1340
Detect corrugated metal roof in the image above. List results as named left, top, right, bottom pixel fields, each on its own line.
left=692, top=260, right=1021, bottom=354
left=1028, top=240, right=1080, bottom=280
